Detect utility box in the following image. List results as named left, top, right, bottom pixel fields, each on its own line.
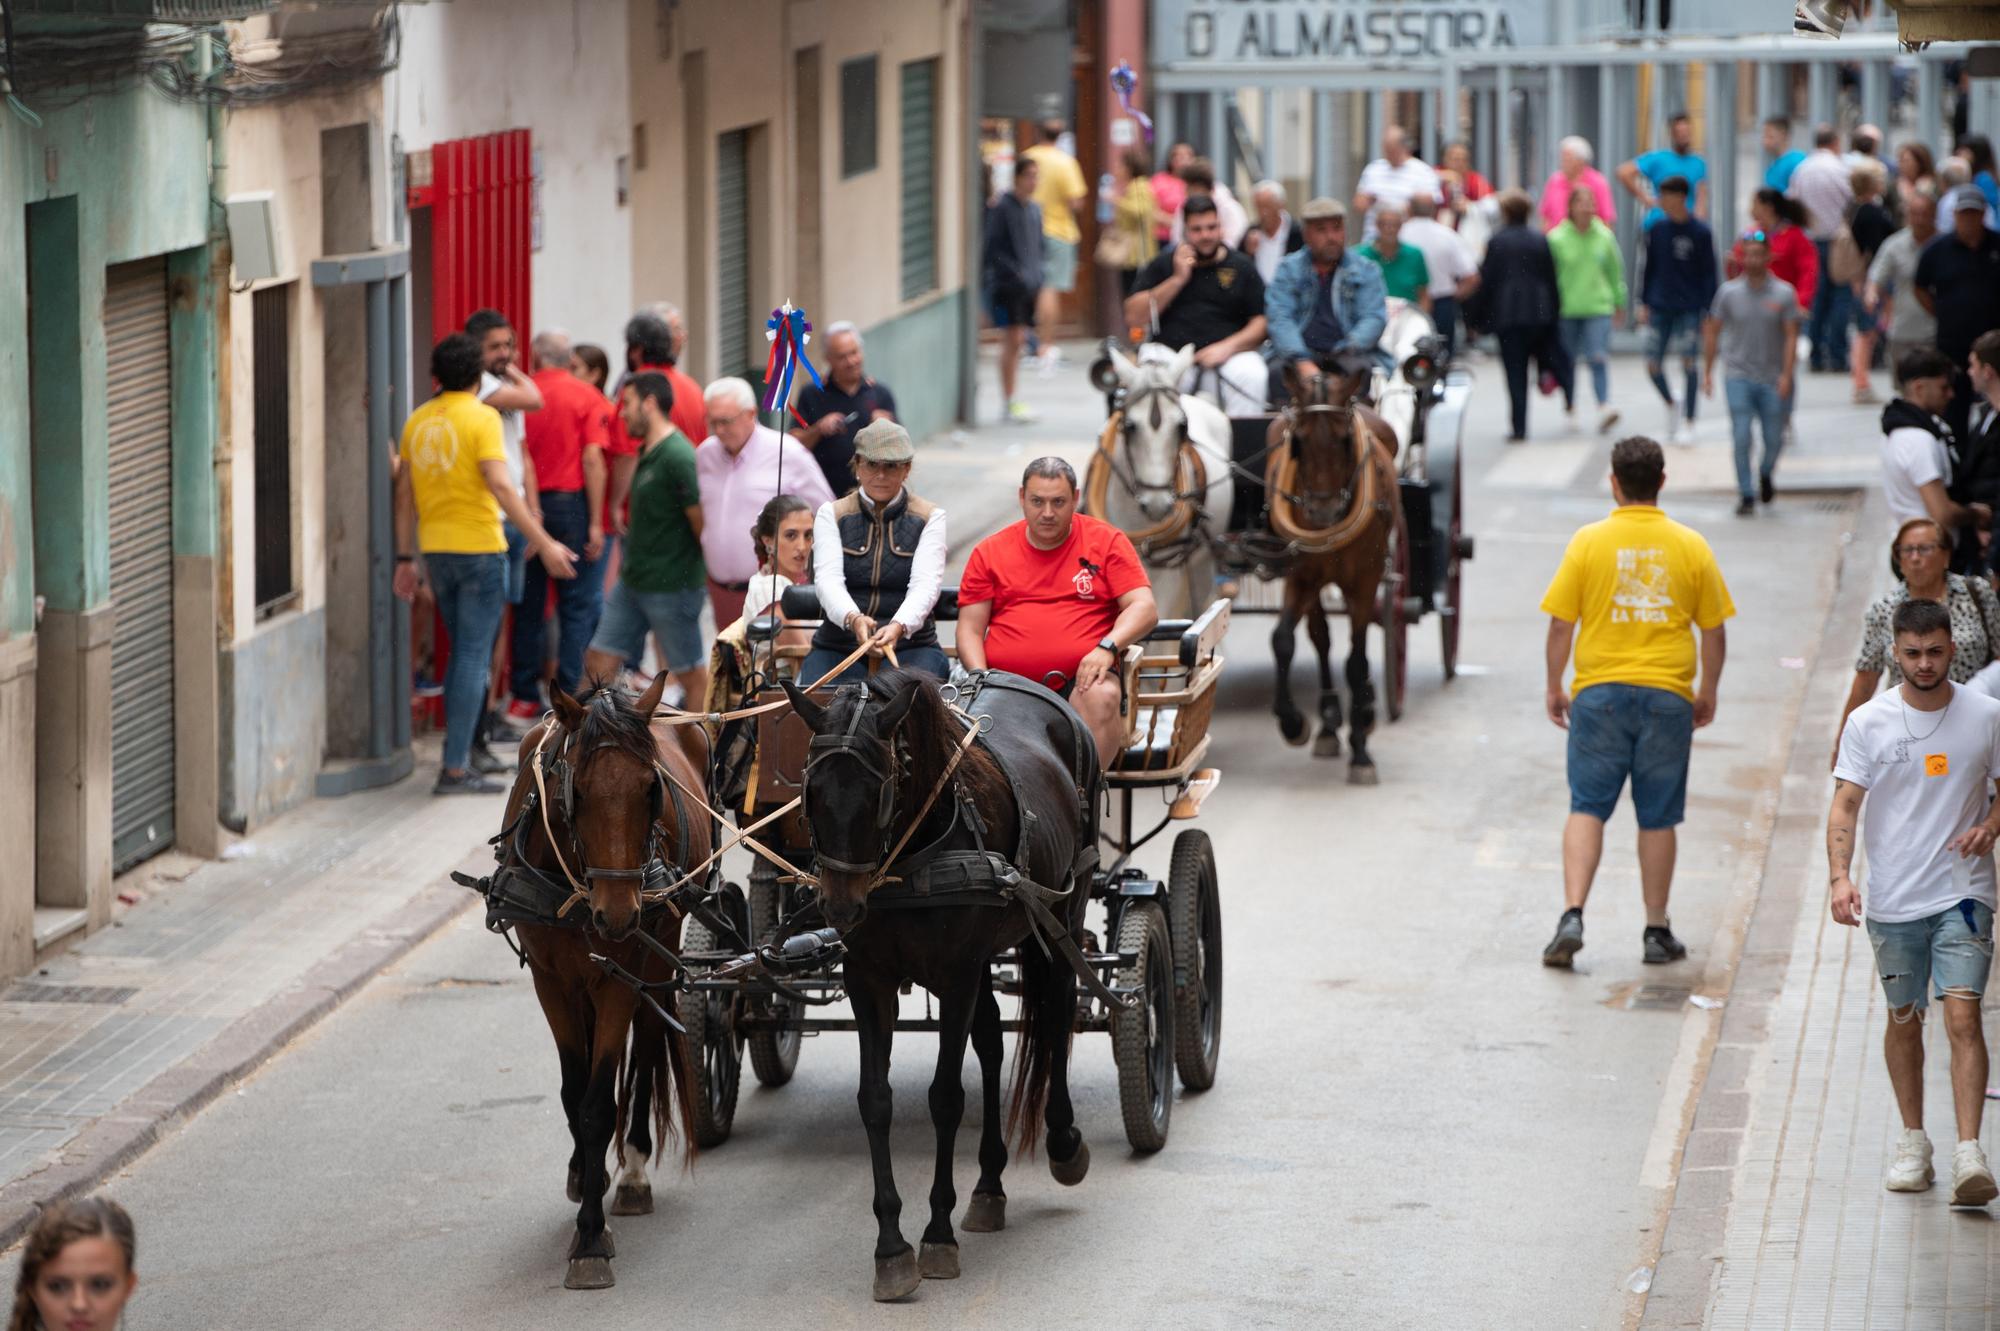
left=225, top=191, right=284, bottom=283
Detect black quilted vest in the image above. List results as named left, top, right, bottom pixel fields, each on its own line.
left=810, top=489, right=940, bottom=651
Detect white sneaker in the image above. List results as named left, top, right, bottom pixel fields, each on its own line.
left=1006, top=399, right=1039, bottom=424
left=1951, top=1140, right=1998, bottom=1206
left=1672, top=419, right=1695, bottom=446
left=1885, top=1129, right=1934, bottom=1192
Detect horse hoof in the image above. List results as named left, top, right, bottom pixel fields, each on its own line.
left=1348, top=764, right=1379, bottom=787
left=566, top=1167, right=582, bottom=1205
left=1049, top=1139, right=1091, bottom=1187
left=1278, top=717, right=1309, bottom=748
left=1312, top=732, right=1342, bottom=759
left=609, top=1184, right=653, bottom=1217
left=873, top=1248, right=921, bottom=1302
left=564, top=1258, right=614, bottom=1291
left=961, top=1192, right=1007, bottom=1232
left=920, top=1241, right=961, bottom=1280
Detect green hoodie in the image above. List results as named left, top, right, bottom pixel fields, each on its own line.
left=1547, top=219, right=1628, bottom=319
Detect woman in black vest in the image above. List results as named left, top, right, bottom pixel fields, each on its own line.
left=803, top=419, right=950, bottom=685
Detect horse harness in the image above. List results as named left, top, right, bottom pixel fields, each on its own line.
left=1266, top=399, right=1392, bottom=556
left=1084, top=395, right=1210, bottom=566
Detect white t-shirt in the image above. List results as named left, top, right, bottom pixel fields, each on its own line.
left=479, top=371, right=528, bottom=494
left=742, top=571, right=796, bottom=624
left=1879, top=425, right=1950, bottom=531
left=1355, top=157, right=1442, bottom=239
left=1400, top=216, right=1478, bottom=298
left=1971, top=658, right=2000, bottom=701
left=1834, top=683, right=2000, bottom=921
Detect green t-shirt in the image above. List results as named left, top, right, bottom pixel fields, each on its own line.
left=621, top=429, right=705, bottom=593
left=1357, top=240, right=1430, bottom=303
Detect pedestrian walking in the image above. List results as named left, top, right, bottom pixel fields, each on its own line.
left=1915, top=187, right=2000, bottom=441
left=1354, top=125, right=1442, bottom=241
left=1401, top=191, right=1480, bottom=355
left=1356, top=204, right=1431, bottom=310
left=1150, top=141, right=1193, bottom=246
left=790, top=320, right=900, bottom=498
left=393, top=333, right=576, bottom=794
left=1617, top=112, right=1709, bottom=228
left=1956, top=134, right=2000, bottom=227
left=1703, top=229, right=1801, bottom=515
left=1639, top=176, right=1718, bottom=445
left=1541, top=436, right=1733, bottom=968
left=1788, top=126, right=1856, bottom=373
left=511, top=329, right=612, bottom=712
left=1763, top=116, right=1806, bottom=192
left=1835, top=518, right=2000, bottom=766
left=1960, top=331, right=2000, bottom=553
left=10, top=1195, right=137, bottom=1331
left=1879, top=347, right=1988, bottom=545
left=1843, top=162, right=1898, bottom=405
left=1099, top=148, right=1160, bottom=298
left=1865, top=190, right=1940, bottom=383
left=1440, top=141, right=1493, bottom=214
left=1729, top=190, right=1820, bottom=314
left=581, top=371, right=710, bottom=708
left=1895, top=141, right=1939, bottom=219
left=983, top=156, right=1044, bottom=424
left=1826, top=597, right=2000, bottom=1208
left=1020, top=119, right=1088, bottom=374
left=695, top=377, right=834, bottom=628
left=1470, top=188, right=1567, bottom=442
left=1538, top=135, right=1617, bottom=233
left=1549, top=187, right=1627, bottom=434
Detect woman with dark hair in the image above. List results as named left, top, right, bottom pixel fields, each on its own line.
left=1470, top=187, right=1569, bottom=442
left=10, top=1196, right=137, bottom=1331
left=1958, top=133, right=2000, bottom=224
left=1729, top=188, right=1819, bottom=311
left=1896, top=141, right=1938, bottom=218
left=1098, top=147, right=1159, bottom=299
left=570, top=342, right=612, bottom=393
left=743, top=492, right=815, bottom=632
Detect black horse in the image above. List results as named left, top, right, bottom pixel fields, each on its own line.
left=781, top=668, right=1101, bottom=1301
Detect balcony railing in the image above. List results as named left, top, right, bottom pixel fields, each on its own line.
left=7, top=0, right=277, bottom=21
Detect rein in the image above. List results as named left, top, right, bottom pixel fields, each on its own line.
left=1268, top=405, right=1388, bottom=556
left=1083, top=409, right=1207, bottom=554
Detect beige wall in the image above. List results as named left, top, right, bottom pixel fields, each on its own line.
left=628, top=0, right=969, bottom=383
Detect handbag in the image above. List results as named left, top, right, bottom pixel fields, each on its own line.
left=1094, top=226, right=1139, bottom=269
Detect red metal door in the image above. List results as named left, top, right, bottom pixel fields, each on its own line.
left=410, top=128, right=534, bottom=349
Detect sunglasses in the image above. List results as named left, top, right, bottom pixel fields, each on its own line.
left=1740, top=228, right=1769, bottom=244
left=1895, top=543, right=1943, bottom=558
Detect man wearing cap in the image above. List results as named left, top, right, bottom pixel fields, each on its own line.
left=1916, top=187, right=2000, bottom=438
left=804, top=418, right=950, bottom=685
left=1265, top=196, right=1392, bottom=398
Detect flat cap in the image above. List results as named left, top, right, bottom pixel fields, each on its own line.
left=853, top=417, right=914, bottom=463
left=1300, top=197, right=1347, bottom=222
left=1947, top=184, right=1989, bottom=213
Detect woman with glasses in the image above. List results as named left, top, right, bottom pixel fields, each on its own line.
left=1832, top=517, right=2000, bottom=766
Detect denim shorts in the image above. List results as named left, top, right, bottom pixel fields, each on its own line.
left=588, top=582, right=706, bottom=674
left=1866, top=900, right=1994, bottom=1012
left=1567, top=683, right=1695, bottom=829
left=1644, top=308, right=1703, bottom=363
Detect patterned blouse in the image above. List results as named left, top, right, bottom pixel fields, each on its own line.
left=1854, top=573, right=2000, bottom=683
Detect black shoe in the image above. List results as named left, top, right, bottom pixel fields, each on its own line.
left=434, top=769, right=503, bottom=796
left=469, top=745, right=513, bottom=776
left=1542, top=908, right=1585, bottom=968
left=1735, top=497, right=1756, bottom=517
left=483, top=714, right=528, bottom=745
left=1643, top=924, right=1688, bottom=964
left=1759, top=472, right=1775, bottom=505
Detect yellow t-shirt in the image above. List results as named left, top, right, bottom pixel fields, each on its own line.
left=1539, top=505, right=1735, bottom=702
left=400, top=391, right=508, bottom=554
left=1022, top=144, right=1087, bottom=246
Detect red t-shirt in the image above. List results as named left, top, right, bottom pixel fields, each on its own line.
left=524, top=368, right=615, bottom=494
left=959, top=513, right=1149, bottom=688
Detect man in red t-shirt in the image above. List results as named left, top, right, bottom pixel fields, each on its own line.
left=958, top=457, right=1159, bottom=766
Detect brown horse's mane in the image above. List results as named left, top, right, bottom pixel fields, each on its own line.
left=572, top=682, right=662, bottom=768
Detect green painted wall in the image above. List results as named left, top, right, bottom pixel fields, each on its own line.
left=863, top=288, right=968, bottom=446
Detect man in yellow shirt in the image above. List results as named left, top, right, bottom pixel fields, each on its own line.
left=1539, top=436, right=1734, bottom=967
left=392, top=332, right=577, bottom=795
left=1021, top=119, right=1088, bottom=370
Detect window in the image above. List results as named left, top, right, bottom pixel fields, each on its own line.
left=899, top=58, right=938, bottom=301
left=251, top=283, right=295, bottom=612
left=840, top=55, right=878, bottom=178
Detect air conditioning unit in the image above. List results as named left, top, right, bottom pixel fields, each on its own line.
left=226, top=191, right=284, bottom=283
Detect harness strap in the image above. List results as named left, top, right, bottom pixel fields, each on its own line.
left=1082, top=410, right=1207, bottom=553
left=527, top=725, right=589, bottom=913
left=649, top=636, right=879, bottom=729
left=1267, top=410, right=1389, bottom=555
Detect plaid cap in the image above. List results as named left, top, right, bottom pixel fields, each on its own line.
left=852, top=417, right=914, bottom=463
left=1300, top=197, right=1347, bottom=221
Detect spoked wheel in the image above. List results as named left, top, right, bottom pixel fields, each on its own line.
left=677, top=914, right=741, bottom=1148
left=1167, top=830, right=1223, bottom=1091
left=1440, top=441, right=1468, bottom=681
left=1113, top=901, right=1175, bottom=1152
left=1379, top=511, right=1410, bottom=723
left=744, top=860, right=802, bottom=1087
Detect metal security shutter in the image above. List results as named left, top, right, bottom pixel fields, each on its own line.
left=716, top=129, right=750, bottom=377
left=104, top=258, right=176, bottom=872
left=900, top=59, right=938, bottom=302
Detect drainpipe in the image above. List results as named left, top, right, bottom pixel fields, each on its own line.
left=200, top=25, right=238, bottom=829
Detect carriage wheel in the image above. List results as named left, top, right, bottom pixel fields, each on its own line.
left=1113, top=901, right=1175, bottom=1153
left=1440, top=442, right=1465, bottom=682
left=744, top=861, right=803, bottom=1088
left=1167, top=831, right=1223, bottom=1092
left=677, top=916, right=741, bottom=1148
left=1379, top=517, right=1410, bottom=723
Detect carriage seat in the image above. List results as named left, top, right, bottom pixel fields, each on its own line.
left=1119, top=706, right=1182, bottom=771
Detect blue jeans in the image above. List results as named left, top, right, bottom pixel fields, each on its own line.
left=509, top=490, right=604, bottom=702
left=1724, top=377, right=1786, bottom=500
left=1559, top=315, right=1612, bottom=408
left=1644, top=308, right=1703, bottom=421
left=1431, top=295, right=1460, bottom=357
left=1566, top=683, right=1695, bottom=829
left=801, top=642, right=950, bottom=688
left=1808, top=239, right=1852, bottom=370
left=1867, top=900, right=1994, bottom=1012
left=428, top=552, right=507, bottom=773
left=502, top=522, right=529, bottom=606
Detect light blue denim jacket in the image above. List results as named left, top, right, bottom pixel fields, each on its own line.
left=1265, top=247, right=1390, bottom=367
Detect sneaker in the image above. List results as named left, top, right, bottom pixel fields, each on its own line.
left=1540, top=371, right=1559, bottom=397
left=1542, top=908, right=1585, bottom=968
left=412, top=672, right=444, bottom=699
left=1853, top=385, right=1881, bottom=406
left=484, top=714, right=528, bottom=745
left=1643, top=923, right=1689, bottom=963
left=1598, top=407, right=1621, bottom=435
left=1951, top=1140, right=1999, bottom=1206
left=469, top=745, right=513, bottom=776
left=1760, top=472, right=1776, bottom=505
left=1885, top=1129, right=1935, bottom=1192
left=1006, top=399, right=1039, bottom=424
left=505, top=698, right=545, bottom=723
left=1794, top=0, right=1847, bottom=37
left=1672, top=419, right=1695, bottom=446
left=1735, top=497, right=1756, bottom=517
left=434, top=769, right=503, bottom=796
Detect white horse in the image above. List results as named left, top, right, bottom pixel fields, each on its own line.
left=1370, top=298, right=1437, bottom=456
left=1095, top=345, right=1237, bottom=619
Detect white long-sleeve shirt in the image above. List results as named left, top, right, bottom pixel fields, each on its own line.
left=812, top=489, right=948, bottom=634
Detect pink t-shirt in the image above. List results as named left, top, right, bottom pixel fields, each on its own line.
left=1539, top=167, right=1616, bottom=232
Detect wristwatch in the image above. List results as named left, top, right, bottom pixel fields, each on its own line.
left=1097, top=636, right=1120, bottom=655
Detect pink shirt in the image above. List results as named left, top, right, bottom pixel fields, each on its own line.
left=1539, top=168, right=1616, bottom=232
left=1150, top=172, right=1186, bottom=241
left=694, top=423, right=834, bottom=584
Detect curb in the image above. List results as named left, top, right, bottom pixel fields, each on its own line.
left=0, top=856, right=484, bottom=1250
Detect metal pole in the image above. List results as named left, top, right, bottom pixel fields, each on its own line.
left=1807, top=61, right=1830, bottom=131
left=1758, top=61, right=1783, bottom=126
left=365, top=277, right=394, bottom=762
left=1313, top=90, right=1334, bottom=197
left=1208, top=92, right=1226, bottom=169
left=1918, top=60, right=1944, bottom=158
left=1862, top=58, right=1889, bottom=137
left=1438, top=52, right=1459, bottom=162
left=1261, top=87, right=1278, bottom=186
left=1710, top=59, right=1738, bottom=238
left=1496, top=64, right=1516, bottom=189
left=388, top=272, right=410, bottom=751
left=1547, top=67, right=1567, bottom=191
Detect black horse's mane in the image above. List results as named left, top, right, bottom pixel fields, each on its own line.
left=821, top=668, right=994, bottom=808
left=572, top=681, right=661, bottom=765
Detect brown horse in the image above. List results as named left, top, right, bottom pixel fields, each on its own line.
left=504, top=673, right=709, bottom=1290
left=1267, top=364, right=1401, bottom=782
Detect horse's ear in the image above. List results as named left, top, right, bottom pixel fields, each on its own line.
left=1108, top=344, right=1137, bottom=382
left=551, top=687, right=587, bottom=733
left=1168, top=342, right=1196, bottom=384
left=876, top=676, right=922, bottom=733
left=636, top=670, right=671, bottom=717
left=780, top=677, right=826, bottom=732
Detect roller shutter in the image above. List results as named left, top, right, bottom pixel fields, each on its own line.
left=104, top=258, right=176, bottom=871
left=717, top=129, right=750, bottom=378
left=900, top=59, right=938, bottom=301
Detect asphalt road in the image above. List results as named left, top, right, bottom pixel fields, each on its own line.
left=97, top=362, right=1861, bottom=1329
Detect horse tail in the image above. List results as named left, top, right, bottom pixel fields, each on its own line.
left=1005, top=935, right=1077, bottom=1156
left=661, top=1001, right=699, bottom=1168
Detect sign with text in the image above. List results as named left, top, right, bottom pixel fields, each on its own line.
left=1152, top=0, right=1549, bottom=65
